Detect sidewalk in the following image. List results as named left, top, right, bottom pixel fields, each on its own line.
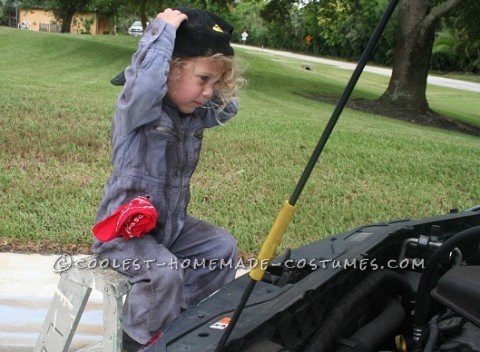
left=0, top=253, right=103, bottom=351
left=0, top=252, right=249, bottom=351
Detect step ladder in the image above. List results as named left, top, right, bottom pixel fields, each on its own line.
left=34, top=255, right=131, bottom=352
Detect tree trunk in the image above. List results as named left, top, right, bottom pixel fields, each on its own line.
left=60, top=10, right=75, bottom=33
left=379, top=0, right=465, bottom=113
left=379, top=1, right=435, bottom=112
left=140, top=0, right=147, bottom=30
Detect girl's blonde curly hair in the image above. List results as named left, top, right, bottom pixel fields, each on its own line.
left=167, top=54, right=245, bottom=116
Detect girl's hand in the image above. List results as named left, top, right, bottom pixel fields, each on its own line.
left=157, top=8, right=188, bottom=30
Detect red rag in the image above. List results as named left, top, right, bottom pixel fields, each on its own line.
left=92, top=196, right=158, bottom=242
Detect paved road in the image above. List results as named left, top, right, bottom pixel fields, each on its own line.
left=233, top=44, right=480, bottom=93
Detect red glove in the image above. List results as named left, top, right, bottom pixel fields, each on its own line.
left=92, top=196, right=158, bottom=242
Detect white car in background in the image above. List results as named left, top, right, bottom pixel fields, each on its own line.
left=128, top=21, right=147, bottom=36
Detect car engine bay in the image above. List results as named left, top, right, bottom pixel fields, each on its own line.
left=249, top=207, right=480, bottom=352
left=148, top=206, right=480, bottom=352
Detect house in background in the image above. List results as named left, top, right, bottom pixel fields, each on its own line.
left=18, top=9, right=112, bottom=34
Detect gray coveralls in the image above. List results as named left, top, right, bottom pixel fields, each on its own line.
left=92, top=18, right=238, bottom=344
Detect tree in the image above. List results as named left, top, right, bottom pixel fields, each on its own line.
left=230, top=0, right=268, bottom=46
left=259, top=0, right=304, bottom=50
left=254, top=0, right=477, bottom=134
left=91, top=0, right=132, bottom=34
left=56, top=0, right=91, bottom=33
left=378, top=0, right=466, bottom=113
left=300, top=0, right=396, bottom=60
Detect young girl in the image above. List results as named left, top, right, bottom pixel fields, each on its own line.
left=92, top=7, right=242, bottom=350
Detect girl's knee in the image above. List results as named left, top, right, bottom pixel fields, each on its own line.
left=146, top=264, right=184, bottom=298
left=157, top=262, right=184, bottom=284
left=220, top=231, right=238, bottom=260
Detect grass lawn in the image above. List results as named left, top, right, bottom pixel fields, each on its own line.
left=0, top=27, right=479, bottom=256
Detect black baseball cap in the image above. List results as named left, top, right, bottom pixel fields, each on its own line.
left=111, top=7, right=234, bottom=86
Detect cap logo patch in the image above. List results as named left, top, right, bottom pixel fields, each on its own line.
left=212, top=24, right=223, bottom=33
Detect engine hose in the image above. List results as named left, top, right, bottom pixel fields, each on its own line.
left=335, top=297, right=405, bottom=352
left=413, top=225, right=480, bottom=342
left=423, top=314, right=440, bottom=352
left=303, top=269, right=413, bottom=352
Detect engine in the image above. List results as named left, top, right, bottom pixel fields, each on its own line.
left=250, top=212, right=480, bottom=352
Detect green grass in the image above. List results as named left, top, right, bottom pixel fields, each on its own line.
left=434, top=71, right=480, bottom=84
left=1, top=27, right=479, bottom=256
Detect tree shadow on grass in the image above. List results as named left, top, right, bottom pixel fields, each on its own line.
left=305, top=94, right=480, bottom=138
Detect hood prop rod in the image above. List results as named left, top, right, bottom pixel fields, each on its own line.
left=215, top=1, right=399, bottom=350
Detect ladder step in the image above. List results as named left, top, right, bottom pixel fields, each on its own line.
left=76, top=341, right=102, bottom=352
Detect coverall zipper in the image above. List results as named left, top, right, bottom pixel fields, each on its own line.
left=172, top=126, right=188, bottom=216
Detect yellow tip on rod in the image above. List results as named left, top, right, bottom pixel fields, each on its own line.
left=249, top=201, right=297, bottom=282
